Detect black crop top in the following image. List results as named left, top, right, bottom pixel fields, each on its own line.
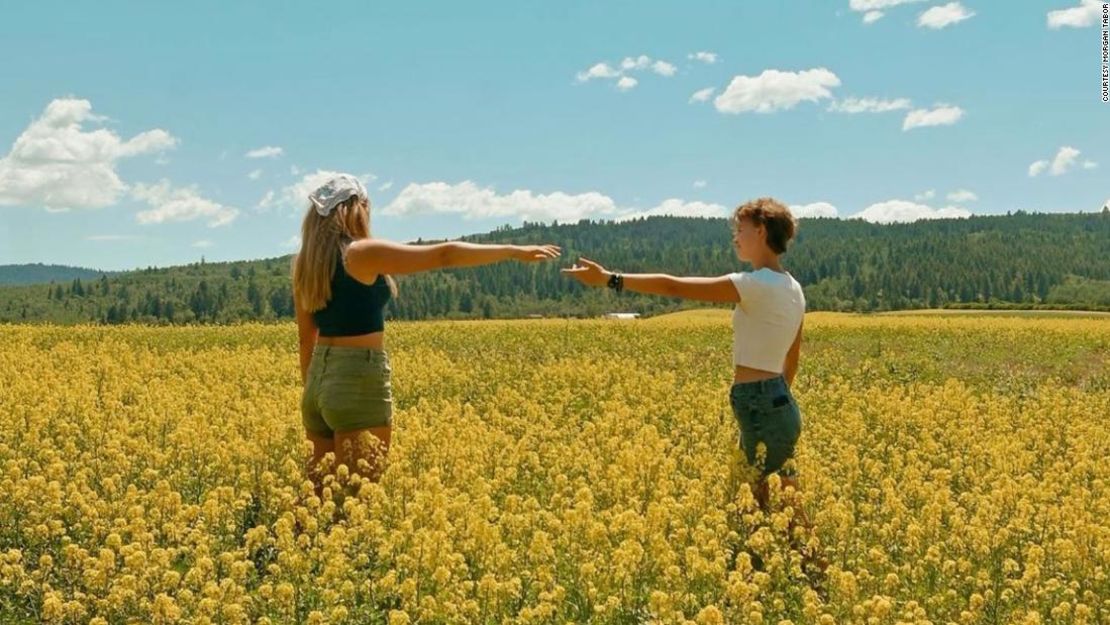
left=312, top=246, right=392, bottom=336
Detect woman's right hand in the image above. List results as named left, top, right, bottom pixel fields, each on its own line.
left=348, top=239, right=562, bottom=275
left=512, top=244, right=562, bottom=262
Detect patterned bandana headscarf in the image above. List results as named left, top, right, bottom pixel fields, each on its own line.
left=308, top=174, right=368, bottom=217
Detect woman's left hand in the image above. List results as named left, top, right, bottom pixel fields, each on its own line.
left=561, top=256, right=611, bottom=288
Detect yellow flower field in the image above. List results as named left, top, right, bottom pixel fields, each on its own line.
left=1, top=312, right=1107, bottom=624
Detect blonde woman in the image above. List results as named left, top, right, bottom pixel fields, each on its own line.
left=562, top=197, right=826, bottom=579
left=291, top=174, right=561, bottom=497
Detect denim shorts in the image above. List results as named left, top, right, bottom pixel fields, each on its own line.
left=729, top=375, right=802, bottom=479
left=301, top=344, right=393, bottom=435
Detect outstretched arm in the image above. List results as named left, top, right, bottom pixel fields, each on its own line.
left=561, top=257, right=740, bottom=303
left=347, top=239, right=561, bottom=277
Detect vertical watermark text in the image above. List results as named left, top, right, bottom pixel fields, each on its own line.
left=1103, top=4, right=1109, bottom=102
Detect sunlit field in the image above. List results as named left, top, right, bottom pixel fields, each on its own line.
left=1, top=312, right=1107, bottom=624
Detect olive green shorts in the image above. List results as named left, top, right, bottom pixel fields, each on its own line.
left=301, top=344, right=393, bottom=436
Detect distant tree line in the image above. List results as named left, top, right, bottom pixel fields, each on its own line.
left=1, top=210, right=1107, bottom=325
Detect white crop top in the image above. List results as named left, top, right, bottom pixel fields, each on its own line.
left=728, top=268, right=806, bottom=373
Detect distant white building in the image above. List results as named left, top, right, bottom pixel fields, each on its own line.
left=603, top=312, right=641, bottom=320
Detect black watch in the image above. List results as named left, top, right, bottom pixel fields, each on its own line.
left=606, top=272, right=624, bottom=293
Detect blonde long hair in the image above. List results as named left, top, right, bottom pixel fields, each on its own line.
left=292, top=195, right=398, bottom=313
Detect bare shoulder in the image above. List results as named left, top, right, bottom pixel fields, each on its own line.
left=344, top=238, right=393, bottom=283
left=345, top=237, right=450, bottom=276
left=346, top=237, right=382, bottom=256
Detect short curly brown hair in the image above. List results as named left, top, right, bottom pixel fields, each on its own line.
left=730, top=197, right=797, bottom=254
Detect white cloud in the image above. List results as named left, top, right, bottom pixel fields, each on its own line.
left=1028, top=146, right=1086, bottom=176
left=245, top=146, right=283, bottom=159
left=917, top=2, right=975, bottom=28
left=263, top=169, right=377, bottom=213
left=902, top=104, right=964, bottom=130
left=1049, top=146, right=1081, bottom=175
left=616, top=76, right=638, bottom=91
left=379, top=181, right=845, bottom=225
left=946, top=189, right=978, bottom=202
left=257, top=189, right=275, bottom=211
left=378, top=180, right=394, bottom=191
left=688, top=51, right=718, bottom=64
left=1047, top=0, right=1102, bottom=29
left=576, top=62, right=619, bottom=82
left=248, top=168, right=263, bottom=180
left=791, top=201, right=840, bottom=218
left=383, top=181, right=622, bottom=222
left=913, top=189, right=936, bottom=201
left=714, top=68, right=841, bottom=114
left=0, top=98, right=176, bottom=210
left=850, top=199, right=971, bottom=223
left=192, top=239, right=213, bottom=248
left=115, top=131, right=175, bottom=157
left=381, top=180, right=827, bottom=225
left=689, top=87, right=716, bottom=103
left=849, top=0, right=927, bottom=21
left=693, top=179, right=708, bottom=189
left=577, top=54, right=677, bottom=91
left=651, top=60, right=677, bottom=77
left=620, top=55, right=652, bottom=71
left=827, top=96, right=912, bottom=113
left=132, top=180, right=239, bottom=227
left=616, top=199, right=729, bottom=222
left=290, top=165, right=301, bottom=175
left=283, top=235, right=301, bottom=249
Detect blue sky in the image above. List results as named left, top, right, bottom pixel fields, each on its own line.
left=0, top=0, right=1106, bottom=271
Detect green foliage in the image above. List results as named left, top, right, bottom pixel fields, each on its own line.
left=0, top=211, right=1107, bottom=324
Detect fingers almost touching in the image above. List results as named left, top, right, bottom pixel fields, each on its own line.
left=539, top=245, right=560, bottom=260
left=578, top=256, right=604, bottom=271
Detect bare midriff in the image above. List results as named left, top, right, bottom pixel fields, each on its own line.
left=733, top=364, right=781, bottom=383
left=315, top=331, right=385, bottom=350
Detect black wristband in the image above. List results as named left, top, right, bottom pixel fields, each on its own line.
left=606, top=272, right=623, bottom=293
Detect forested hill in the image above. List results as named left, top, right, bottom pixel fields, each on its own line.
left=0, top=263, right=119, bottom=286
left=1, top=210, right=1108, bottom=324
